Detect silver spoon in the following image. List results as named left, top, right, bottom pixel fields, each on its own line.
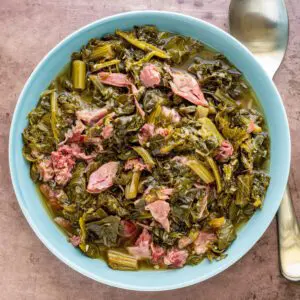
left=229, top=0, right=300, bottom=281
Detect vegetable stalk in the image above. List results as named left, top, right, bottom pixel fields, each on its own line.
left=199, top=117, right=224, bottom=144
left=91, top=59, right=120, bottom=72
left=50, top=91, right=59, bottom=141
left=88, top=44, right=115, bottom=61
left=206, top=157, right=222, bottom=193
left=132, top=147, right=155, bottom=169
left=125, top=171, right=141, bottom=200
left=107, top=250, right=138, bottom=270
left=72, top=60, right=86, bottom=90
left=185, top=159, right=215, bottom=184
left=116, top=30, right=170, bottom=59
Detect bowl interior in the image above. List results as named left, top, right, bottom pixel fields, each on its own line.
left=9, top=11, right=290, bottom=291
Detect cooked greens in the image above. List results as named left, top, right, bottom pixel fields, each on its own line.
left=23, top=26, right=270, bottom=270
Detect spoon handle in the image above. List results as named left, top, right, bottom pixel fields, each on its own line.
left=278, top=187, right=300, bottom=281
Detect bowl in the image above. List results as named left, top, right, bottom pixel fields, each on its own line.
left=9, top=11, right=291, bottom=291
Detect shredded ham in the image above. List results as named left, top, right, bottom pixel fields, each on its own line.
left=215, top=140, right=234, bottom=162
left=39, top=184, right=63, bottom=210
left=161, top=106, right=181, bottom=124
left=146, top=200, right=170, bottom=232
left=57, top=144, right=96, bottom=161
left=194, top=231, right=217, bottom=255
left=38, top=159, right=54, bottom=182
left=167, top=67, right=208, bottom=107
left=124, top=158, right=148, bottom=172
left=60, top=120, right=86, bottom=145
left=163, top=248, right=188, bottom=268
left=155, top=127, right=170, bottom=137
left=51, top=147, right=76, bottom=186
left=69, top=235, right=81, bottom=247
left=151, top=243, right=165, bottom=264
left=87, top=161, right=119, bottom=193
left=120, top=220, right=137, bottom=238
left=178, top=236, right=193, bottom=249
left=98, top=72, right=145, bottom=118
left=138, top=123, right=155, bottom=145
left=54, top=217, right=72, bottom=231
left=138, top=123, right=171, bottom=145
left=127, top=228, right=152, bottom=260
left=140, top=64, right=161, bottom=88
left=76, top=108, right=108, bottom=125
left=101, top=124, right=113, bottom=139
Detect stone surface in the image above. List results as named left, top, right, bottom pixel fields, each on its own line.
left=0, top=0, right=300, bottom=299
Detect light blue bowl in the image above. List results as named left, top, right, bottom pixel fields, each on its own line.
left=9, top=11, right=290, bottom=291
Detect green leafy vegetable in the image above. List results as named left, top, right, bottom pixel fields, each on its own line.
left=22, top=26, right=270, bottom=271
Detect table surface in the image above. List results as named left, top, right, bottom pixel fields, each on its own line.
left=1, top=0, right=300, bottom=299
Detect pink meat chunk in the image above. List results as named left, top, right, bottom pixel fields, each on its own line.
left=120, top=220, right=137, bottom=238
left=161, top=106, right=181, bottom=124
left=127, top=228, right=152, bottom=260
left=54, top=217, right=72, bottom=231
left=98, top=72, right=133, bottom=87
left=76, top=108, right=108, bottom=125
left=38, top=159, right=54, bottom=182
left=69, top=235, right=81, bottom=247
left=58, top=144, right=96, bottom=161
left=151, top=243, right=165, bottom=264
left=87, top=161, right=119, bottom=193
left=98, top=72, right=145, bottom=118
left=194, top=231, right=217, bottom=255
left=138, top=123, right=155, bottom=145
left=51, top=148, right=76, bottom=186
left=124, top=158, right=148, bottom=172
left=101, top=124, right=114, bottom=139
left=168, top=69, right=208, bottom=106
left=178, top=236, right=193, bottom=249
left=60, top=120, right=86, bottom=145
left=155, top=127, right=171, bottom=137
left=163, top=248, right=188, bottom=268
left=145, top=200, right=170, bottom=232
left=140, top=64, right=161, bottom=88
left=39, top=184, right=63, bottom=210
left=215, top=140, right=234, bottom=162
left=158, top=188, right=174, bottom=200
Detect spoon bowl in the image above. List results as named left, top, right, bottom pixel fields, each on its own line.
left=229, top=0, right=289, bottom=76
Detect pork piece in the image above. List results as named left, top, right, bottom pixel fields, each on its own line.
left=163, top=248, right=188, bottom=268
left=60, top=120, right=86, bottom=144
left=215, top=140, right=234, bottom=162
left=98, top=72, right=145, bottom=118
left=140, top=64, right=161, bottom=88
left=167, top=67, right=208, bottom=106
left=38, top=159, right=54, bottom=182
left=87, top=161, right=119, bottom=193
left=120, top=220, right=137, bottom=238
left=124, top=158, right=148, bottom=172
left=127, top=228, right=152, bottom=260
left=151, top=243, right=165, bottom=264
left=101, top=124, right=113, bottom=139
left=39, top=184, right=63, bottom=210
left=161, top=106, right=181, bottom=124
left=76, top=108, right=108, bottom=125
left=51, top=148, right=76, bottom=186
left=194, top=231, right=217, bottom=255
left=145, top=200, right=170, bottom=232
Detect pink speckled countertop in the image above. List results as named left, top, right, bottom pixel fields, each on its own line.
left=1, top=0, right=300, bottom=299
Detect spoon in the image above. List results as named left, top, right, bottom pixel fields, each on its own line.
left=229, top=0, right=300, bottom=281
